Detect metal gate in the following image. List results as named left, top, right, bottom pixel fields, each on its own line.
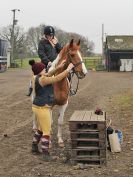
left=0, top=39, right=8, bottom=72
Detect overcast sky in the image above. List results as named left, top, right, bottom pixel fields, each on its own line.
left=0, top=0, right=133, bottom=53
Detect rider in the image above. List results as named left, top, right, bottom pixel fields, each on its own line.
left=38, top=25, right=62, bottom=68
left=30, top=59, right=74, bottom=161
left=27, top=25, right=75, bottom=96
left=27, top=25, right=62, bottom=96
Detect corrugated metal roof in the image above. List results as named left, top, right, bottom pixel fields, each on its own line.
left=106, top=35, right=133, bottom=50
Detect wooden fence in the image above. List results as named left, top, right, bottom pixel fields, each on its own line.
left=13, top=57, right=106, bottom=71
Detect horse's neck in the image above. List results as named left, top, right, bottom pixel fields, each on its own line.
left=49, top=55, right=60, bottom=72
left=50, top=49, right=68, bottom=75
left=50, top=47, right=69, bottom=104
left=51, top=50, right=68, bottom=85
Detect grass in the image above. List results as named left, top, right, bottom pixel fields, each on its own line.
left=14, top=58, right=40, bottom=69
left=114, top=90, right=133, bottom=109
left=83, top=56, right=103, bottom=70
left=13, top=56, right=104, bottom=70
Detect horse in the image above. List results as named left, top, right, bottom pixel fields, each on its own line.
left=33, top=39, right=88, bottom=147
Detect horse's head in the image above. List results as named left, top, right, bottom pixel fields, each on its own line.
left=65, top=39, right=88, bottom=79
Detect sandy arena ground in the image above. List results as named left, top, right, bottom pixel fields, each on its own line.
left=0, top=69, right=133, bottom=177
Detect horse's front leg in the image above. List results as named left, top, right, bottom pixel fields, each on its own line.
left=57, top=100, right=68, bottom=147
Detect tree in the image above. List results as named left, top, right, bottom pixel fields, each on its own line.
left=55, top=27, right=94, bottom=56
left=65, top=32, right=94, bottom=56
left=54, top=27, right=68, bottom=46
left=0, top=25, right=25, bottom=59
left=25, top=24, right=44, bottom=57
left=0, top=24, right=94, bottom=61
left=25, top=25, right=94, bottom=57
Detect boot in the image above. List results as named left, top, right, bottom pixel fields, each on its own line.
left=26, top=87, right=33, bottom=96
left=31, top=143, right=40, bottom=155
left=41, top=135, right=52, bottom=161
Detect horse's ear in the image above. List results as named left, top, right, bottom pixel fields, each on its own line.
left=70, top=39, right=74, bottom=48
left=77, top=39, right=80, bottom=46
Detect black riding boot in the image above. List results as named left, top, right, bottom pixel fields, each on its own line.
left=32, top=142, right=40, bottom=155
left=26, top=87, right=33, bottom=96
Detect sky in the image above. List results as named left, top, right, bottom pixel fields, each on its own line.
left=0, top=0, right=133, bottom=53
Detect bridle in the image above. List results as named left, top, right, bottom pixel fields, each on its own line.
left=67, top=50, right=84, bottom=96
left=67, top=51, right=84, bottom=69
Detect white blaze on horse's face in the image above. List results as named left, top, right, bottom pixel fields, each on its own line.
left=77, top=51, right=88, bottom=75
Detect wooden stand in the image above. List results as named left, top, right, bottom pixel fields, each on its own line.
left=69, top=110, right=107, bottom=166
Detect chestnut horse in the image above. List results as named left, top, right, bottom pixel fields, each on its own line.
left=32, top=39, right=87, bottom=147
left=49, top=39, right=88, bottom=147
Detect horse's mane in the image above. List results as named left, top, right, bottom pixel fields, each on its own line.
left=60, top=41, right=80, bottom=58
left=49, top=40, right=80, bottom=73
left=49, top=43, right=69, bottom=72
left=59, top=44, right=69, bottom=57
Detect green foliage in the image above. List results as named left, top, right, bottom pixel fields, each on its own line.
left=14, top=58, right=40, bottom=69
left=112, top=90, right=133, bottom=113
left=116, top=94, right=133, bottom=108
left=14, top=56, right=105, bottom=71
left=83, top=56, right=103, bottom=70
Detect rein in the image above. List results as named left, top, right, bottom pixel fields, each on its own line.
left=69, top=71, right=79, bottom=96
left=67, top=51, right=83, bottom=96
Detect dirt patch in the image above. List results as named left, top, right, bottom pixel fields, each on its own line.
left=0, top=69, right=133, bottom=177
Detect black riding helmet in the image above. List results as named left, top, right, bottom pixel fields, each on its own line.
left=44, top=26, right=55, bottom=37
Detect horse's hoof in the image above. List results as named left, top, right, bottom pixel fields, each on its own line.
left=58, top=142, right=65, bottom=148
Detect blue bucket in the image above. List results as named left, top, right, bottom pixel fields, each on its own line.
left=115, top=130, right=123, bottom=144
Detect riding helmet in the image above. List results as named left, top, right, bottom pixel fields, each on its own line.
left=44, top=26, right=55, bottom=36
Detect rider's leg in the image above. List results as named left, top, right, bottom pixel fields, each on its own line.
left=27, top=79, right=33, bottom=96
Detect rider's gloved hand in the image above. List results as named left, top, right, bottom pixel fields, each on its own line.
left=67, top=63, right=74, bottom=72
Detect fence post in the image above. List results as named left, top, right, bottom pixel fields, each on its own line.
left=7, top=47, right=11, bottom=68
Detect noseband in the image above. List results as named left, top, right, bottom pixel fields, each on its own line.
left=67, top=52, right=83, bottom=69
